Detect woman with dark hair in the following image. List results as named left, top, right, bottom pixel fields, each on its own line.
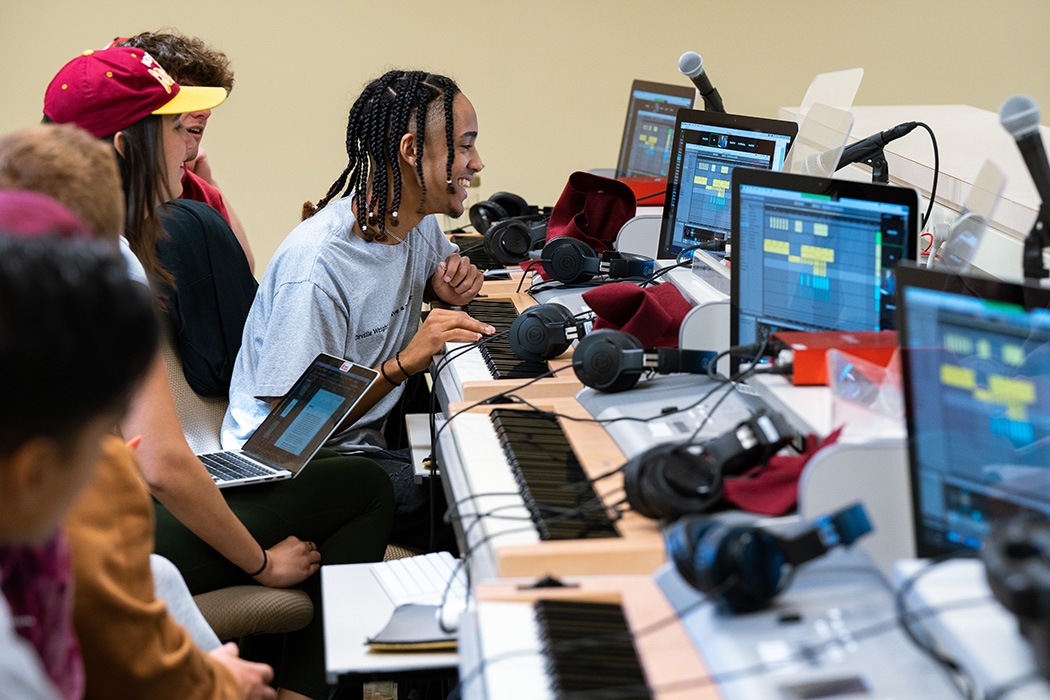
left=43, top=47, right=395, bottom=700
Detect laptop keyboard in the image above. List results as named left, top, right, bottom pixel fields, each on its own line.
left=370, top=551, right=467, bottom=608
left=198, top=451, right=275, bottom=482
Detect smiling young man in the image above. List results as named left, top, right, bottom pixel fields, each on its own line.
left=117, top=31, right=254, bottom=272
left=223, top=70, right=490, bottom=550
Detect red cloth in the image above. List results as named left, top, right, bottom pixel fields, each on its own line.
left=0, top=190, right=90, bottom=239
left=582, top=282, right=693, bottom=347
left=723, top=428, right=844, bottom=516
left=180, top=169, right=231, bottom=225
left=545, top=171, right=636, bottom=253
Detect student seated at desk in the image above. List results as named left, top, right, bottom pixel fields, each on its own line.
left=223, top=70, right=492, bottom=552
left=42, top=46, right=396, bottom=700
left=0, top=230, right=158, bottom=699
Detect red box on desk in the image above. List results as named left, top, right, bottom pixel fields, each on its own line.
left=772, top=330, right=899, bottom=386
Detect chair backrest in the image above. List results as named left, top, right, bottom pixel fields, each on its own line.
left=160, top=327, right=228, bottom=454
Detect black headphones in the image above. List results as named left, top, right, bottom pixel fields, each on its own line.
left=664, top=503, right=872, bottom=613
left=470, top=192, right=551, bottom=266
left=540, top=237, right=655, bottom=285
left=508, top=304, right=593, bottom=363
left=622, top=410, right=797, bottom=520
left=982, top=515, right=1050, bottom=672
left=572, top=329, right=717, bottom=393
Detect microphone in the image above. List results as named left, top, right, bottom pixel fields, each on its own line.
left=678, top=51, right=725, bottom=113
left=1000, top=95, right=1050, bottom=203
left=837, top=121, right=918, bottom=170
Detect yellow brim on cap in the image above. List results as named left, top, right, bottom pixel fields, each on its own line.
left=153, top=84, right=228, bottom=115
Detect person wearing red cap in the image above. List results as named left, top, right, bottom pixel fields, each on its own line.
left=43, top=48, right=396, bottom=700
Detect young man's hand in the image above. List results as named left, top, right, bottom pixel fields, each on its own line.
left=429, top=253, right=484, bottom=307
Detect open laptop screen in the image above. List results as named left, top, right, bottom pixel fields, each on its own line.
left=896, top=264, right=1050, bottom=557
left=730, top=169, right=917, bottom=358
left=615, top=79, right=695, bottom=180
left=657, top=109, right=797, bottom=260
left=243, top=354, right=377, bottom=473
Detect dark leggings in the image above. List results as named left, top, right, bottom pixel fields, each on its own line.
left=153, top=450, right=395, bottom=699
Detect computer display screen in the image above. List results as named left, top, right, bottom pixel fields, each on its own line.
left=730, top=169, right=917, bottom=356
left=658, top=109, right=797, bottom=260
left=615, top=79, right=695, bottom=180
left=896, top=264, right=1050, bottom=557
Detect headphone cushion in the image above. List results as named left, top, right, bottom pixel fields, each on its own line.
left=573, top=329, right=642, bottom=393
left=624, top=444, right=711, bottom=520
left=489, top=191, right=531, bottom=219
left=485, top=219, right=534, bottom=265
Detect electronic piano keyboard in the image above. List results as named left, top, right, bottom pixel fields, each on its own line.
left=435, top=397, right=666, bottom=580
left=458, top=575, right=717, bottom=700
left=433, top=292, right=580, bottom=407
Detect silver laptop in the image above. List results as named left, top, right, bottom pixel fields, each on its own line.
left=198, top=353, right=377, bottom=488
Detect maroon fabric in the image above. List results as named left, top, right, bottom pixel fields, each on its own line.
left=582, top=282, right=693, bottom=347
left=545, top=171, right=636, bottom=253
left=723, top=428, right=844, bottom=516
left=0, top=190, right=91, bottom=239
left=0, top=536, right=84, bottom=700
left=180, top=168, right=231, bottom=224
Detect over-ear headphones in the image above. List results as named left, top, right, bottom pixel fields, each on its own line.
left=540, top=237, right=655, bottom=285
left=982, top=515, right=1050, bottom=672
left=622, top=410, right=797, bottom=520
left=664, top=503, right=872, bottom=612
left=572, top=329, right=717, bottom=393
left=508, top=303, right=593, bottom=363
left=470, top=192, right=552, bottom=266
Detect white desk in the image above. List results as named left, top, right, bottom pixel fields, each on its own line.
left=321, top=563, right=457, bottom=683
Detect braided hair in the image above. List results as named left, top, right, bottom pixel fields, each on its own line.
left=302, top=71, right=461, bottom=240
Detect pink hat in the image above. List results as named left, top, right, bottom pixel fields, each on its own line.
left=43, top=47, right=227, bottom=139
left=0, top=190, right=91, bottom=239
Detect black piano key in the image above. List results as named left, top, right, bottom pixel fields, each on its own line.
left=448, top=235, right=503, bottom=271
left=464, top=300, right=550, bottom=380
left=489, top=409, right=619, bottom=540
left=535, top=600, right=652, bottom=700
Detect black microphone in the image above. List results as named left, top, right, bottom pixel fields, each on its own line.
left=837, top=121, right=918, bottom=169
left=1000, top=95, right=1050, bottom=204
left=678, top=51, right=725, bottom=113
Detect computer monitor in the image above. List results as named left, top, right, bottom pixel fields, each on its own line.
left=896, top=263, right=1050, bottom=558
left=657, top=109, right=798, bottom=261
left=729, top=169, right=917, bottom=360
left=615, top=79, right=695, bottom=180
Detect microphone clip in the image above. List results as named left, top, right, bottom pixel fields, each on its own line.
left=1023, top=201, right=1050, bottom=279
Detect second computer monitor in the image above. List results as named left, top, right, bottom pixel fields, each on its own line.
left=615, top=79, right=696, bottom=180
left=657, top=108, right=798, bottom=260
left=730, top=169, right=917, bottom=356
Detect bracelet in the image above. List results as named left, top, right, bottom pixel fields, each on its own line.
left=395, top=352, right=411, bottom=380
left=246, top=547, right=268, bottom=577
left=379, top=360, right=402, bottom=386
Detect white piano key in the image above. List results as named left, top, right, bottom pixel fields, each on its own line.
left=467, top=602, right=551, bottom=700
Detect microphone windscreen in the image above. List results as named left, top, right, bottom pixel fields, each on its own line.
left=678, top=51, right=704, bottom=78
left=1000, top=95, right=1041, bottom=139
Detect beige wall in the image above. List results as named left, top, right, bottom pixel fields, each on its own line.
left=2, top=0, right=1049, bottom=275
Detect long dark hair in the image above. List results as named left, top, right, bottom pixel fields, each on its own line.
left=302, top=70, right=460, bottom=240
left=112, top=115, right=175, bottom=286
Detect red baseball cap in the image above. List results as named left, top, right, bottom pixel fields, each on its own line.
left=43, top=47, right=227, bottom=139
left=0, top=190, right=92, bottom=239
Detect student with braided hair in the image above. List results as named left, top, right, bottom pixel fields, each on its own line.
left=224, top=70, right=490, bottom=549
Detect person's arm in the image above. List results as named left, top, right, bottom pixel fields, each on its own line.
left=66, top=435, right=276, bottom=700
left=123, top=351, right=319, bottom=587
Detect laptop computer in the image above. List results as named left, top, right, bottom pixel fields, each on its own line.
left=657, top=108, right=798, bottom=262
left=896, top=263, right=1050, bottom=557
left=729, top=168, right=918, bottom=372
left=614, top=79, right=696, bottom=180
left=199, top=353, right=378, bottom=488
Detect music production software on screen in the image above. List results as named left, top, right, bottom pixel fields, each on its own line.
left=904, top=288, right=1050, bottom=551
left=735, top=184, right=910, bottom=347
left=623, top=89, right=694, bottom=178
left=669, top=123, right=790, bottom=252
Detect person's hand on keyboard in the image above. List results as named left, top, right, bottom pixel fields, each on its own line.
left=253, top=535, right=321, bottom=587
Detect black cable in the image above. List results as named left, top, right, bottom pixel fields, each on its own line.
left=914, top=121, right=940, bottom=232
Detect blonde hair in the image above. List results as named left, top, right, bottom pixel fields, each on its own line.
left=0, top=124, right=125, bottom=241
